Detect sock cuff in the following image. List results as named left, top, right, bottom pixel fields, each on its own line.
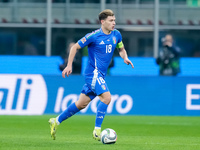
left=95, top=127, right=101, bottom=130
left=98, top=101, right=108, bottom=111
left=56, top=116, right=60, bottom=125
left=71, top=102, right=80, bottom=112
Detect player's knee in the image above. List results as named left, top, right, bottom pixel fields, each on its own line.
left=103, top=96, right=111, bottom=105
left=75, top=101, right=88, bottom=110
left=99, top=92, right=111, bottom=105
left=79, top=104, right=87, bottom=110
left=77, top=103, right=87, bottom=110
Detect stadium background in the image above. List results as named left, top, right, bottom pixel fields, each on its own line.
left=0, top=0, right=200, bottom=116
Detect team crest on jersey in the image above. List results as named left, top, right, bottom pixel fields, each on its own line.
left=101, top=85, right=106, bottom=90
left=81, top=37, right=86, bottom=44
left=113, top=37, right=116, bottom=44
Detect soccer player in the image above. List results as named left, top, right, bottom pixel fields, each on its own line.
left=49, top=9, right=134, bottom=141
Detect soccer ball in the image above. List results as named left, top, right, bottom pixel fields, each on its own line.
left=100, top=128, right=117, bottom=144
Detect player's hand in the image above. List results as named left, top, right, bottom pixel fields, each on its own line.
left=164, top=41, right=172, bottom=47
left=124, top=58, right=134, bottom=68
left=62, top=66, right=72, bottom=78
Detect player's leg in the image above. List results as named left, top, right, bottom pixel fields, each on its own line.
left=57, top=93, right=91, bottom=123
left=75, top=93, right=91, bottom=110
left=96, top=91, right=111, bottom=127
left=93, top=91, right=111, bottom=141
left=49, top=93, right=91, bottom=140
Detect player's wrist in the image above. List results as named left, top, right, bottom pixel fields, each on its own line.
left=123, top=56, right=128, bottom=60
left=67, top=61, right=73, bottom=66
left=67, top=64, right=72, bottom=69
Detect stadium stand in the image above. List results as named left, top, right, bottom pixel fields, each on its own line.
left=0, top=2, right=200, bottom=25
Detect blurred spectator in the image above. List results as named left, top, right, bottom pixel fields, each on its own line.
left=59, top=42, right=82, bottom=74
left=193, top=50, right=200, bottom=57
left=24, top=42, right=38, bottom=55
left=156, top=34, right=181, bottom=76
left=17, top=40, right=38, bottom=55
left=192, top=42, right=200, bottom=57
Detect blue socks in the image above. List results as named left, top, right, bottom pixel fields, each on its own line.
left=57, top=101, right=108, bottom=128
left=95, top=101, right=108, bottom=128
left=58, top=102, right=80, bottom=123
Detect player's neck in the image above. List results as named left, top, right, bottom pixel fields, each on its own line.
left=101, top=27, right=111, bottom=35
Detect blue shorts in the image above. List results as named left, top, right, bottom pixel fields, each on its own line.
left=81, top=70, right=109, bottom=100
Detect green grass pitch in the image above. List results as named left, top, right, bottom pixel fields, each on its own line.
left=0, top=115, right=200, bottom=150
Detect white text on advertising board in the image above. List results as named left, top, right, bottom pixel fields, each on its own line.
left=54, top=87, right=133, bottom=114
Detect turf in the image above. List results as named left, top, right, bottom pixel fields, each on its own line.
left=0, top=115, right=200, bottom=150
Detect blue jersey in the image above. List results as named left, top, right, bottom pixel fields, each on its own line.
left=78, top=28, right=122, bottom=77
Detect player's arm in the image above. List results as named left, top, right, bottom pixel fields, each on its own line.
left=117, top=41, right=134, bottom=68
left=62, top=43, right=81, bottom=78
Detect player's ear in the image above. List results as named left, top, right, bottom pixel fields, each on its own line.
left=100, top=19, right=105, bottom=24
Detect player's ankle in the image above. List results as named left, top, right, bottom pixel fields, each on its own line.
left=95, top=127, right=101, bottom=130
left=56, top=116, right=60, bottom=125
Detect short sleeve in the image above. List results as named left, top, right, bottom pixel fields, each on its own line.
left=78, top=32, right=95, bottom=48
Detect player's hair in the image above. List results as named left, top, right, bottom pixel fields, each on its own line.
left=98, top=9, right=114, bottom=21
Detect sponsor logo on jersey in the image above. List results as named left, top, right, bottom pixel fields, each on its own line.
left=99, top=41, right=105, bottom=45
left=81, top=37, right=86, bottom=44
left=113, top=37, right=116, bottom=44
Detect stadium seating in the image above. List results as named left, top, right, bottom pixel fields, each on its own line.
left=2, top=16, right=199, bottom=26
left=0, top=3, right=200, bottom=25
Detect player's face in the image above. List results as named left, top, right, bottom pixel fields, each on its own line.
left=102, top=16, right=116, bottom=32
left=165, top=35, right=173, bottom=43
